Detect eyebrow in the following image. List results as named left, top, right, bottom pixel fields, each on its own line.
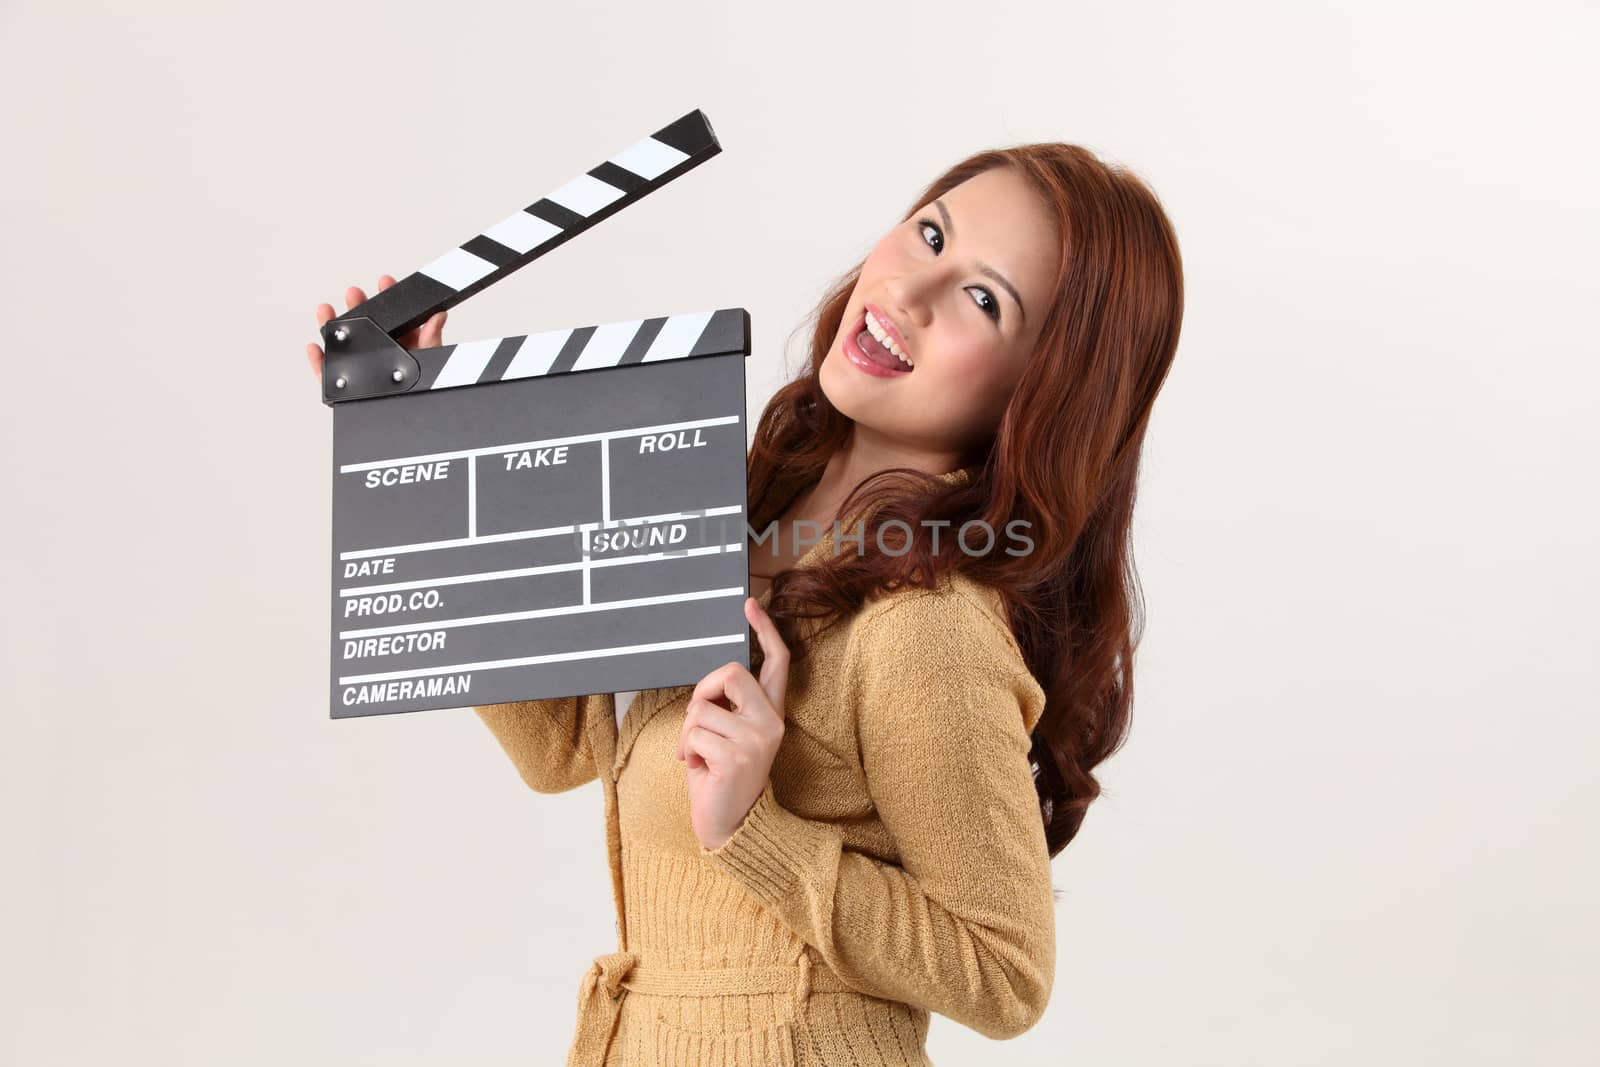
left=933, top=198, right=1027, bottom=325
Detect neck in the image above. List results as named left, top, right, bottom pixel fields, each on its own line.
left=797, top=422, right=963, bottom=525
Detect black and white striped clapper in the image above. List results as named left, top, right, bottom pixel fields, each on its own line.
left=321, top=109, right=752, bottom=719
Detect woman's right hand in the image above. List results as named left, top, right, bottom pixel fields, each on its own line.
left=306, top=273, right=448, bottom=380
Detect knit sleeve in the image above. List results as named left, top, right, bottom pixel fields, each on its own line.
left=473, top=693, right=600, bottom=794
left=698, top=590, right=1054, bottom=1040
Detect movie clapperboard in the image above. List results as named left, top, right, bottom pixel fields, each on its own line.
left=321, top=109, right=752, bottom=719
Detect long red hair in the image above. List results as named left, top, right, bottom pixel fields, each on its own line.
left=748, top=144, right=1185, bottom=864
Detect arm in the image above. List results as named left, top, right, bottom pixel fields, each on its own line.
left=698, top=591, right=1054, bottom=1039
left=473, top=693, right=601, bottom=794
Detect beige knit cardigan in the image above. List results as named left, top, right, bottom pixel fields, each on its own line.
left=473, top=467, right=1055, bottom=1066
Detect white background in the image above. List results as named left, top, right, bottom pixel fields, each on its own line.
left=3, top=1, right=1596, bottom=1063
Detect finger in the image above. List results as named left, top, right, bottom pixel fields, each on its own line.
left=681, top=724, right=735, bottom=771
left=306, top=342, right=323, bottom=376
left=418, top=309, right=446, bottom=348
left=378, top=273, right=396, bottom=291
left=744, top=598, right=791, bottom=716
left=344, top=285, right=367, bottom=310
left=726, top=668, right=770, bottom=717
left=676, top=698, right=744, bottom=760
left=689, top=662, right=734, bottom=709
left=690, top=662, right=768, bottom=718
left=316, top=302, right=335, bottom=327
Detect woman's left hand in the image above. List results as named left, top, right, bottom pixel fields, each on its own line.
left=677, top=597, right=790, bottom=850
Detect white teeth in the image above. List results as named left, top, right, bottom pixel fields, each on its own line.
left=865, top=310, right=914, bottom=368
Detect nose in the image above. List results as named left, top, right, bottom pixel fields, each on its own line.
left=883, top=275, right=934, bottom=331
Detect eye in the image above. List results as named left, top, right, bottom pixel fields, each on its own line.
left=969, top=287, right=999, bottom=320
left=916, top=219, right=1002, bottom=324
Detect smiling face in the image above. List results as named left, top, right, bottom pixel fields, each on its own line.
left=820, top=165, right=1062, bottom=457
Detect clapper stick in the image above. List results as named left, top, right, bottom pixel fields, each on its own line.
left=320, top=109, right=724, bottom=404
left=322, top=108, right=753, bottom=719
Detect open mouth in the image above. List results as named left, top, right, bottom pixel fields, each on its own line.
left=846, top=310, right=914, bottom=375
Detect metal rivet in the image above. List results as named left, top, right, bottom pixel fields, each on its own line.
left=334, top=376, right=347, bottom=389
left=391, top=368, right=405, bottom=382
left=332, top=325, right=350, bottom=343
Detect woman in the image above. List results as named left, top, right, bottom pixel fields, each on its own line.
left=307, top=144, right=1183, bottom=1066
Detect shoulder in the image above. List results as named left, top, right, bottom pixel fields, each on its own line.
left=851, top=571, right=1021, bottom=662
left=842, top=572, right=1047, bottom=735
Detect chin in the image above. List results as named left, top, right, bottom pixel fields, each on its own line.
left=817, top=349, right=862, bottom=419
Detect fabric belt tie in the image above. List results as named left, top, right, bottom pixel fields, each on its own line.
left=566, top=948, right=854, bottom=1066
